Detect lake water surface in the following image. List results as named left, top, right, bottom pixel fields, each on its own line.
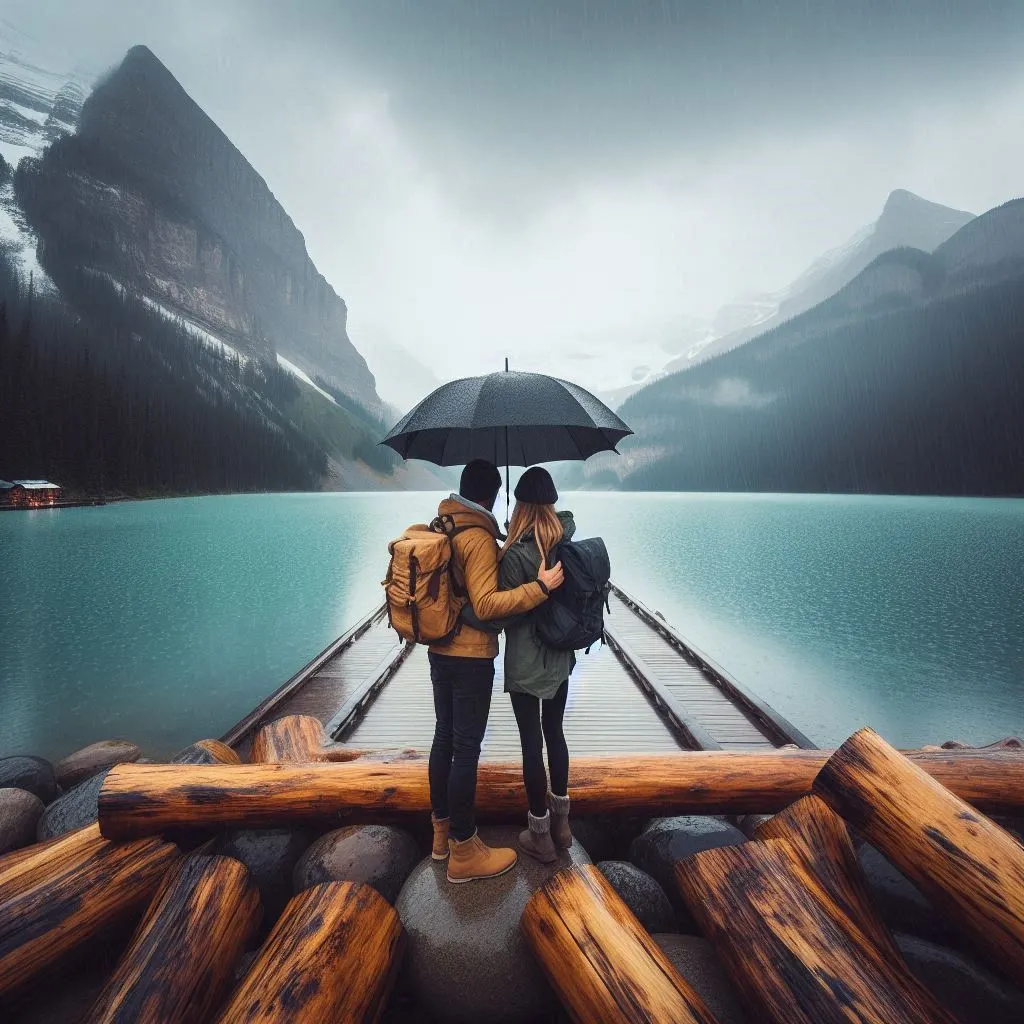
left=2, top=492, right=1022, bottom=759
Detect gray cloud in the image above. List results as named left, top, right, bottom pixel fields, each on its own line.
left=4, top=2, right=1024, bottom=399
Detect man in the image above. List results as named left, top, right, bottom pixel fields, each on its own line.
left=429, top=459, right=564, bottom=883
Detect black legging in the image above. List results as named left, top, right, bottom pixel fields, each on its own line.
left=509, top=680, right=570, bottom=817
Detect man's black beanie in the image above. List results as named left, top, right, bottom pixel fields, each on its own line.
left=460, top=460, right=502, bottom=505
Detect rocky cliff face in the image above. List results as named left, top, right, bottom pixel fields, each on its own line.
left=19, top=45, right=379, bottom=409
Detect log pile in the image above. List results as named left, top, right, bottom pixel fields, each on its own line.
left=669, top=728, right=1024, bottom=1024
left=0, top=718, right=1022, bottom=1022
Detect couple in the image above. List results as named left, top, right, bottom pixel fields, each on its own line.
left=428, top=459, right=577, bottom=883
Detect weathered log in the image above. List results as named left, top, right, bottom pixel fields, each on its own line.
left=813, top=726, right=1024, bottom=981
left=98, top=747, right=1024, bottom=839
left=250, top=715, right=327, bottom=763
left=0, top=828, right=178, bottom=997
left=0, top=823, right=104, bottom=900
left=754, top=794, right=901, bottom=960
left=522, top=864, right=719, bottom=1023
left=0, top=823, right=99, bottom=875
left=674, top=839, right=957, bottom=1024
left=85, top=853, right=261, bottom=1023
left=215, top=881, right=404, bottom=1023
left=249, top=713, right=424, bottom=763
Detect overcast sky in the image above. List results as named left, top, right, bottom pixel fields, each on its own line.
left=6, top=1, right=1024, bottom=402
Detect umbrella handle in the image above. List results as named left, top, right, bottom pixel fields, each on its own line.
left=504, top=360, right=511, bottom=531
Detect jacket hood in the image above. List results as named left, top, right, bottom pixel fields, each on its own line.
left=437, top=496, right=502, bottom=539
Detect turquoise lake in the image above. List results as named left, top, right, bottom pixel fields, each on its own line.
left=1, top=492, right=1022, bottom=760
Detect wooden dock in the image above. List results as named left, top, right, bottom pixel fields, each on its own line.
left=222, top=581, right=813, bottom=760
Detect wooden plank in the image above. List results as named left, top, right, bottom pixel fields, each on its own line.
left=0, top=831, right=178, bottom=997
left=604, top=623, right=722, bottom=750
left=325, top=641, right=415, bottom=740
left=340, top=641, right=687, bottom=759
left=214, top=882, right=404, bottom=1023
left=219, top=605, right=386, bottom=748
left=522, top=865, right=719, bottom=1023
left=97, top=747, right=1024, bottom=839
left=609, top=583, right=815, bottom=749
left=814, top=726, right=1024, bottom=981
left=674, top=839, right=956, bottom=1024
left=86, top=854, right=262, bottom=1023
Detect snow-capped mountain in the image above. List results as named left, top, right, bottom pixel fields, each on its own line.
left=0, top=21, right=92, bottom=167
left=663, top=189, right=975, bottom=376
left=0, top=31, right=443, bottom=492
left=607, top=190, right=976, bottom=408
left=0, top=23, right=93, bottom=287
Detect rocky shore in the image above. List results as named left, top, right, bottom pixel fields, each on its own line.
left=1, top=735, right=1023, bottom=1023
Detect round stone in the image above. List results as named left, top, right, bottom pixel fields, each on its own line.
left=294, top=825, right=421, bottom=904
left=0, top=755, right=58, bottom=804
left=55, top=739, right=140, bottom=789
left=896, top=932, right=1024, bottom=1024
left=396, top=824, right=590, bottom=1024
left=652, top=933, right=749, bottom=1023
left=215, top=828, right=318, bottom=926
left=629, top=816, right=746, bottom=919
left=596, top=860, right=675, bottom=933
left=856, top=843, right=960, bottom=947
left=37, top=769, right=110, bottom=840
left=0, top=788, right=46, bottom=854
left=567, top=817, right=615, bottom=863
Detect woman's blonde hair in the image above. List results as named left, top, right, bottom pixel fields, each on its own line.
left=501, top=501, right=562, bottom=564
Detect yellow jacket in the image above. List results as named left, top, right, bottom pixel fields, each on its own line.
left=428, top=496, right=548, bottom=659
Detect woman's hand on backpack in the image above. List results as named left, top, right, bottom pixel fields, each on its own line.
left=537, top=561, right=564, bottom=593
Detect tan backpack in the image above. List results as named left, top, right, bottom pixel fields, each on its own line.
left=382, top=515, right=484, bottom=644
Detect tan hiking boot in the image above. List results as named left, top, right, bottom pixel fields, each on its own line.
left=519, top=811, right=558, bottom=863
left=446, top=832, right=517, bottom=883
left=431, top=814, right=450, bottom=860
left=548, top=791, right=572, bottom=849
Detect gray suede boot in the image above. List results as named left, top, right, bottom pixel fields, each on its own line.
left=519, top=810, right=558, bottom=863
left=548, top=791, right=572, bottom=849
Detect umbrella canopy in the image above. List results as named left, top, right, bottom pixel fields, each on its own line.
left=380, top=370, right=632, bottom=467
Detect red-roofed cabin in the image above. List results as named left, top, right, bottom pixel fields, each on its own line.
left=1, top=480, right=62, bottom=507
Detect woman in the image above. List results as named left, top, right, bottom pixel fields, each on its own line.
left=499, top=466, right=575, bottom=862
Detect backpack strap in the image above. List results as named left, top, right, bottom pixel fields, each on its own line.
left=431, top=515, right=492, bottom=541
left=428, top=516, right=493, bottom=601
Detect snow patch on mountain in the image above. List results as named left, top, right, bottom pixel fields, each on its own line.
left=276, top=353, right=337, bottom=404
left=0, top=180, right=52, bottom=289
left=137, top=292, right=246, bottom=361
left=0, top=24, right=92, bottom=167
left=0, top=26, right=93, bottom=290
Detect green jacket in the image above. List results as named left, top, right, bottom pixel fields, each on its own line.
left=499, top=511, right=577, bottom=699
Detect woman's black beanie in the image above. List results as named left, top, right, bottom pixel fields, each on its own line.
left=514, top=466, right=558, bottom=505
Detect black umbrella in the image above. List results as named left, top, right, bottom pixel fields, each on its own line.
left=381, top=363, right=632, bottom=519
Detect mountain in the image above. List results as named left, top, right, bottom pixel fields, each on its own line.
left=610, top=197, right=1024, bottom=496
left=652, top=190, right=975, bottom=380
left=13, top=45, right=380, bottom=411
left=1, top=40, right=447, bottom=495
left=0, top=28, right=89, bottom=286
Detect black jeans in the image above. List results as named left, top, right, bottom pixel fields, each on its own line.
left=509, top=680, right=570, bottom=818
left=428, top=652, right=494, bottom=842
